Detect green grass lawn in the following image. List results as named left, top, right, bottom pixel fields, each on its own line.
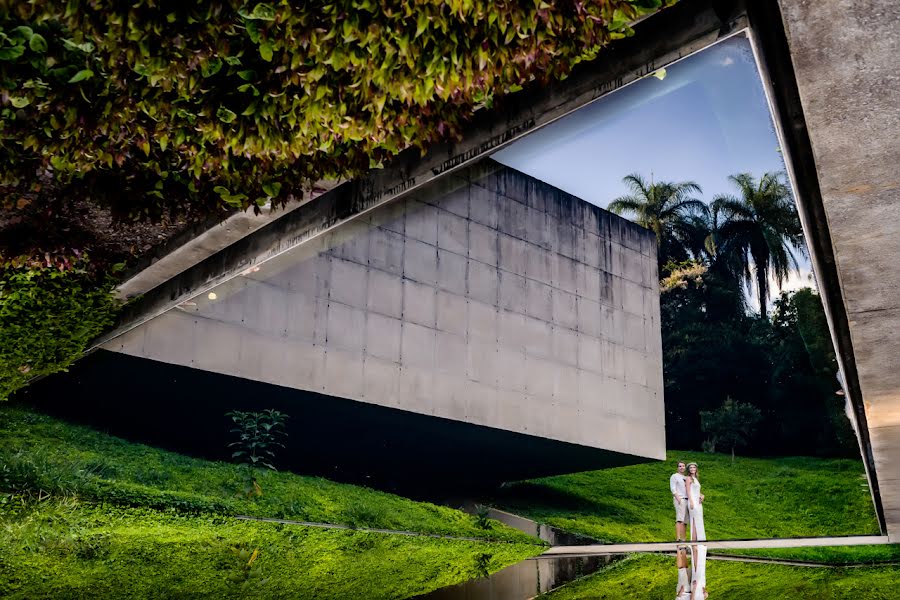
left=0, top=406, right=545, bottom=597
left=541, top=554, right=900, bottom=599
left=0, top=406, right=533, bottom=543
left=495, top=451, right=879, bottom=543
left=0, top=497, right=540, bottom=599
left=713, top=545, right=900, bottom=564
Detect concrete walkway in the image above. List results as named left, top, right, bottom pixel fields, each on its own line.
left=538, top=535, right=892, bottom=558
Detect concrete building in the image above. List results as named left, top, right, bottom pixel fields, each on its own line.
left=37, top=163, right=663, bottom=488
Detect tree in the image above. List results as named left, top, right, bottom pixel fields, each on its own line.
left=608, top=174, right=709, bottom=267
left=710, top=173, right=805, bottom=319
left=700, top=398, right=762, bottom=462
left=769, top=289, right=857, bottom=456
left=660, top=261, right=766, bottom=450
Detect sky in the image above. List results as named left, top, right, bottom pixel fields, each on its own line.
left=492, top=33, right=815, bottom=309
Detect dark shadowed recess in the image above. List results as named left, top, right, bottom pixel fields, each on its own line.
left=15, top=350, right=648, bottom=499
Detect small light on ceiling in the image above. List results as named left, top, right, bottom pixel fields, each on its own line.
left=208, top=292, right=218, bottom=300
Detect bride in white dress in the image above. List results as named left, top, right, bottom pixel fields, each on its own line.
left=685, top=462, right=705, bottom=541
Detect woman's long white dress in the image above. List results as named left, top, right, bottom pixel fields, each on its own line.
left=692, top=544, right=708, bottom=598
left=689, top=478, right=706, bottom=541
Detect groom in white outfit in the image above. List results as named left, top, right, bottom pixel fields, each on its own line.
left=670, top=460, right=689, bottom=542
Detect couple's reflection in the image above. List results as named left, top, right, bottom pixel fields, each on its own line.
left=675, top=544, right=707, bottom=599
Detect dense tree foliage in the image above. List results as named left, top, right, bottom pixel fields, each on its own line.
left=0, top=255, right=120, bottom=400
left=661, top=261, right=854, bottom=456
left=650, top=178, right=854, bottom=457
left=700, top=397, right=762, bottom=460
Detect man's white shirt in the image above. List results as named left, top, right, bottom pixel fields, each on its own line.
left=670, top=472, right=687, bottom=498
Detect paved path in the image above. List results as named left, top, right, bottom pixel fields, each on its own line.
left=538, top=535, right=892, bottom=558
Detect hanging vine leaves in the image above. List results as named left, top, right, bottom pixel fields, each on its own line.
left=1, top=0, right=673, bottom=225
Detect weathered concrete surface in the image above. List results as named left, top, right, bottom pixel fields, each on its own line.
left=776, top=0, right=900, bottom=541
left=103, top=163, right=664, bottom=461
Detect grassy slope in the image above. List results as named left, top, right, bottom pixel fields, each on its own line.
left=497, top=451, right=879, bottom=542
left=0, top=499, right=539, bottom=599
left=495, top=450, right=900, bottom=562
left=0, top=407, right=534, bottom=542
left=542, top=554, right=900, bottom=599
left=0, top=407, right=544, bottom=597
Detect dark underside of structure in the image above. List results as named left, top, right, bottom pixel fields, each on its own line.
left=17, top=350, right=649, bottom=498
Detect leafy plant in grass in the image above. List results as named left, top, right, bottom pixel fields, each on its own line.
left=475, top=505, right=492, bottom=530
left=226, top=544, right=269, bottom=590
left=700, top=397, right=762, bottom=462
left=226, top=409, right=288, bottom=497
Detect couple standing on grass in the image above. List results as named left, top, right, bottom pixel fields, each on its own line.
left=670, top=460, right=708, bottom=599
left=670, top=460, right=705, bottom=542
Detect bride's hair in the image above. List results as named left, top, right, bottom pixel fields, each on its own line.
left=686, top=462, right=699, bottom=481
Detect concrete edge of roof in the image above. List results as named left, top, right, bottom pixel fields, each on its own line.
left=115, top=180, right=342, bottom=301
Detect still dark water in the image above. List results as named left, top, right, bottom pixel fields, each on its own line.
left=415, top=554, right=615, bottom=600
left=415, top=506, right=620, bottom=600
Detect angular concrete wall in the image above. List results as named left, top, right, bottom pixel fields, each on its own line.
left=104, top=161, right=664, bottom=461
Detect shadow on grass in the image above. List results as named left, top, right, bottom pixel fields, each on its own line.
left=493, top=482, right=648, bottom=526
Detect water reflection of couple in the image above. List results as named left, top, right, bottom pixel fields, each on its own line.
left=670, top=460, right=708, bottom=599
left=676, top=545, right=707, bottom=600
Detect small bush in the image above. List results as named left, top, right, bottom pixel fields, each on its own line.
left=226, top=409, right=289, bottom=471
left=475, top=505, right=492, bottom=530
left=344, top=502, right=387, bottom=530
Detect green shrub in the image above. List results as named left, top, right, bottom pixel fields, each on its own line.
left=0, top=257, right=120, bottom=400
left=226, top=409, right=289, bottom=471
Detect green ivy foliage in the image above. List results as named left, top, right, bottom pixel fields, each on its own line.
left=1, top=0, right=672, bottom=224
left=0, top=256, right=120, bottom=400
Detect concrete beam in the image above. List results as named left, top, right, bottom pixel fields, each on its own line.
left=749, top=0, right=899, bottom=539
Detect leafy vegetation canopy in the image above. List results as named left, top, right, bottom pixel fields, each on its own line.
left=1, top=0, right=672, bottom=223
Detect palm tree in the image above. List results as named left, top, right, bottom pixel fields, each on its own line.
left=710, top=172, right=806, bottom=319
left=608, top=174, right=709, bottom=268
